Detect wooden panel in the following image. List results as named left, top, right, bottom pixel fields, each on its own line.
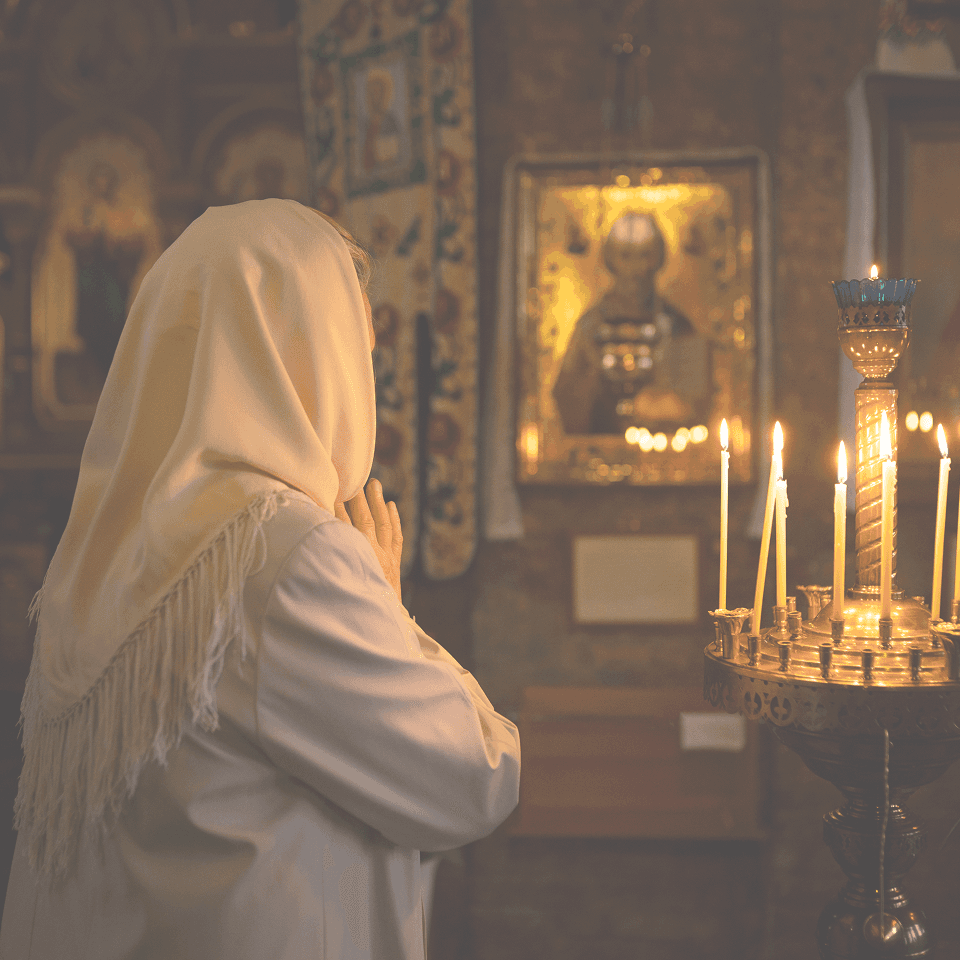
left=511, top=685, right=765, bottom=840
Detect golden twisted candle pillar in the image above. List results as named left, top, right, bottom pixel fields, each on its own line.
left=855, top=385, right=898, bottom=588
left=834, top=276, right=915, bottom=598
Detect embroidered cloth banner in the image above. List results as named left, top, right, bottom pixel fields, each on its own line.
left=296, top=0, right=478, bottom=580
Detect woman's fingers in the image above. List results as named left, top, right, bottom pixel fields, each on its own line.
left=388, top=500, right=403, bottom=553
left=365, top=480, right=393, bottom=550
left=346, top=487, right=374, bottom=532
left=340, top=482, right=403, bottom=601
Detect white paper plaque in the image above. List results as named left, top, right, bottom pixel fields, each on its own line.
left=679, top=712, right=747, bottom=752
left=572, top=535, right=698, bottom=624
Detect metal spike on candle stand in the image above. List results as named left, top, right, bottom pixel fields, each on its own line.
left=704, top=273, right=960, bottom=960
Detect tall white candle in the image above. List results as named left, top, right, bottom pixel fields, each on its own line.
left=720, top=418, right=729, bottom=611
left=752, top=422, right=783, bottom=635
left=932, top=424, right=950, bottom=621
left=834, top=441, right=847, bottom=621
left=955, top=428, right=960, bottom=611
left=776, top=471, right=788, bottom=609
left=880, top=412, right=894, bottom=621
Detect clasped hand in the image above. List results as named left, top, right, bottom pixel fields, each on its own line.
left=335, top=479, right=403, bottom=601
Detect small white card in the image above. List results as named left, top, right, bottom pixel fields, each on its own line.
left=572, top=534, right=698, bottom=624
left=679, top=712, right=747, bottom=752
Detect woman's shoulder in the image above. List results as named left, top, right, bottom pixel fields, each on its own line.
left=243, top=491, right=334, bottom=614
left=256, top=489, right=385, bottom=597
left=274, top=488, right=333, bottom=527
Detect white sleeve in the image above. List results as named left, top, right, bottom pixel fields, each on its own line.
left=253, top=519, right=521, bottom=852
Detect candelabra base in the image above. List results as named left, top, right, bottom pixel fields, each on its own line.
left=775, top=727, right=960, bottom=959
left=817, top=892, right=928, bottom=960
left=704, top=646, right=960, bottom=960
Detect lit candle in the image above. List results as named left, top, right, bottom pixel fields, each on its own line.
left=776, top=466, right=788, bottom=610
left=932, top=424, right=950, bottom=621
left=955, top=423, right=960, bottom=613
left=880, top=412, right=895, bottom=621
left=720, top=418, right=729, bottom=611
left=752, top=422, right=783, bottom=635
left=834, top=441, right=847, bottom=621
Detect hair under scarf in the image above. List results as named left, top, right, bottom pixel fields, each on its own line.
left=16, top=199, right=376, bottom=878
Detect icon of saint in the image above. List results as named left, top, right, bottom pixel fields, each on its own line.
left=362, top=68, right=402, bottom=172
left=552, top=211, right=710, bottom=436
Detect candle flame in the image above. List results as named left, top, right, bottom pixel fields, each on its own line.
left=880, top=412, right=892, bottom=460
left=938, top=423, right=948, bottom=458
left=870, top=264, right=879, bottom=280
left=522, top=422, right=539, bottom=462
left=720, top=418, right=728, bottom=451
left=773, top=421, right=783, bottom=455
left=838, top=440, right=847, bottom=484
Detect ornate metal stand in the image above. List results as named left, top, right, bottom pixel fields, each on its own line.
left=704, top=277, right=960, bottom=959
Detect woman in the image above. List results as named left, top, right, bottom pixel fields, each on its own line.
left=0, top=199, right=520, bottom=959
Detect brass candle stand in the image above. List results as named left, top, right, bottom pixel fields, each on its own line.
left=704, top=277, right=960, bottom=959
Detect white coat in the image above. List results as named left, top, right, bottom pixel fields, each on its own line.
left=0, top=492, right=521, bottom=959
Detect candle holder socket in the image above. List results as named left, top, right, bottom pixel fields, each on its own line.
left=830, top=618, right=845, bottom=643
left=747, top=635, right=761, bottom=666
left=786, top=596, right=797, bottom=614
left=910, top=646, right=923, bottom=683
left=819, top=642, right=833, bottom=680
left=778, top=640, right=791, bottom=672
left=711, top=608, right=751, bottom=662
left=766, top=605, right=793, bottom=644
left=861, top=648, right=875, bottom=684
left=788, top=610, right=803, bottom=637
left=878, top=618, right=893, bottom=648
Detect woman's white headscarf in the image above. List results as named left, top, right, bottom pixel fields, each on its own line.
left=16, top=198, right=376, bottom=878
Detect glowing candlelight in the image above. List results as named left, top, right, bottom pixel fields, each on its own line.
left=720, top=418, right=729, bottom=611
left=870, top=264, right=879, bottom=280
left=955, top=422, right=960, bottom=613
left=880, top=412, right=895, bottom=622
left=932, top=424, right=950, bottom=621
left=776, top=464, right=788, bottom=610
left=752, top=422, right=782, bottom=635
left=833, top=441, right=847, bottom=622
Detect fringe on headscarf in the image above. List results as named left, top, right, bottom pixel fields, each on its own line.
left=14, top=490, right=290, bottom=881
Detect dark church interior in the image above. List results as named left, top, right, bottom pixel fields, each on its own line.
left=3, top=0, right=960, bottom=957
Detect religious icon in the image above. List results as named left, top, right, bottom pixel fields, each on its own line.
left=513, top=153, right=767, bottom=486
left=361, top=68, right=403, bottom=172
left=63, top=162, right=145, bottom=378
left=32, top=132, right=163, bottom=425
left=342, top=32, right=426, bottom=197
left=552, top=212, right=707, bottom=436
